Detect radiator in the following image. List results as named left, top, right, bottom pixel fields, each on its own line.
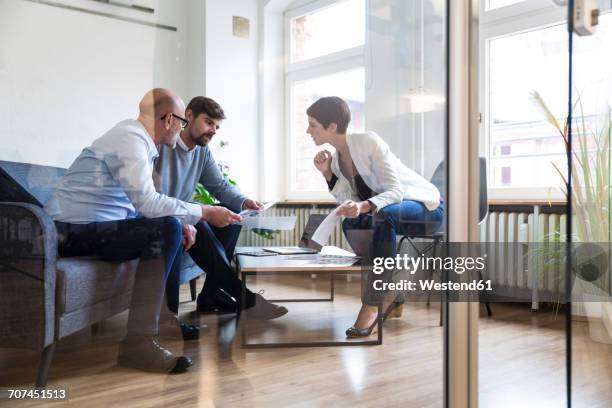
left=237, top=204, right=352, bottom=251
left=479, top=207, right=567, bottom=308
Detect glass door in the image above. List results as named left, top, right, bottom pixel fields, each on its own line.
left=568, top=1, right=612, bottom=406
left=478, top=0, right=572, bottom=406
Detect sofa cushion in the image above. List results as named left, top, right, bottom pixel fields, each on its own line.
left=0, top=160, right=67, bottom=207
left=56, top=257, right=138, bottom=315
left=179, top=253, right=204, bottom=284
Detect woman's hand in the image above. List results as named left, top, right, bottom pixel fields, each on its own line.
left=313, top=150, right=333, bottom=181
left=336, top=200, right=373, bottom=218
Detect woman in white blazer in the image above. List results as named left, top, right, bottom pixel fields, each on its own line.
left=307, top=97, right=444, bottom=338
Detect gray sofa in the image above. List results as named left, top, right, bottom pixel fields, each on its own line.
left=0, top=160, right=204, bottom=386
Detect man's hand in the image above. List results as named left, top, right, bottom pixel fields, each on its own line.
left=242, top=199, right=264, bottom=211
left=201, top=205, right=242, bottom=228
left=336, top=200, right=372, bottom=218
left=313, top=150, right=333, bottom=181
left=182, top=224, right=197, bottom=251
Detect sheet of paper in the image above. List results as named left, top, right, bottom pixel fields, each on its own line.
left=239, top=200, right=278, bottom=217
left=319, top=246, right=357, bottom=257
left=311, top=210, right=341, bottom=246
left=238, top=215, right=296, bottom=230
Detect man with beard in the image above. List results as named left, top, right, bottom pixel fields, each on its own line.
left=44, top=89, right=236, bottom=373
left=155, top=96, right=287, bottom=319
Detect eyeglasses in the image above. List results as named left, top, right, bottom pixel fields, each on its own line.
left=163, top=113, right=189, bottom=129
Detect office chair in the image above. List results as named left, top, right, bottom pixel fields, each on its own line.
left=397, top=158, right=492, bottom=326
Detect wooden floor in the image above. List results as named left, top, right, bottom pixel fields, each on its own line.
left=0, top=275, right=610, bottom=408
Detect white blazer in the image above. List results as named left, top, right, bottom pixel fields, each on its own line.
left=329, top=131, right=441, bottom=211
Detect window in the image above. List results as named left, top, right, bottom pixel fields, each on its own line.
left=289, top=69, right=365, bottom=193
left=488, top=23, right=568, bottom=189
left=481, top=1, right=612, bottom=198
left=285, top=0, right=366, bottom=199
left=290, top=0, right=365, bottom=63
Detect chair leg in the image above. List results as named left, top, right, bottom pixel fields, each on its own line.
left=477, top=270, right=493, bottom=316
left=36, top=342, right=57, bottom=388
left=189, top=278, right=198, bottom=301
left=427, top=238, right=441, bottom=307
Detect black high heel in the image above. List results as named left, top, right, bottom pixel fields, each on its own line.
left=345, top=319, right=379, bottom=338
left=383, top=295, right=405, bottom=321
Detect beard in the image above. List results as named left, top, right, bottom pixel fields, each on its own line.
left=192, top=131, right=214, bottom=146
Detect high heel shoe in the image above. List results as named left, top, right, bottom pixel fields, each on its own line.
left=345, top=305, right=380, bottom=338
left=345, top=319, right=379, bottom=338
left=383, top=295, right=404, bottom=321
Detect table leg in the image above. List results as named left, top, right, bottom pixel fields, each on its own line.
left=240, top=270, right=247, bottom=348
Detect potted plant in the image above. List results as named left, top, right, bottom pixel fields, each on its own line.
left=192, top=164, right=279, bottom=240
left=531, top=91, right=611, bottom=342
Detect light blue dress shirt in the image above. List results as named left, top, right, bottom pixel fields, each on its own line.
left=45, top=119, right=202, bottom=225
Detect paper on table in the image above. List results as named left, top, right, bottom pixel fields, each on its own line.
left=239, top=215, right=296, bottom=230
left=239, top=200, right=277, bottom=218
left=311, top=209, right=341, bottom=246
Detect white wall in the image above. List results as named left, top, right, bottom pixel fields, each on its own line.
left=259, top=0, right=294, bottom=201
left=203, top=0, right=260, bottom=199
left=0, top=0, right=192, bottom=168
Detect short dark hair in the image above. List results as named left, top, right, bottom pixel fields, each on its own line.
left=306, top=96, right=351, bottom=134
left=186, top=96, right=226, bottom=120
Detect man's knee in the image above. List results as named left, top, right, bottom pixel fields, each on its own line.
left=159, top=216, right=180, bottom=232
left=195, top=220, right=215, bottom=238
left=158, top=216, right=182, bottom=244
left=226, top=223, right=242, bottom=238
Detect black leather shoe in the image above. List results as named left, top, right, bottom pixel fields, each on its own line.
left=244, top=294, right=288, bottom=321
left=118, top=335, right=193, bottom=373
left=158, top=315, right=202, bottom=341
left=197, top=287, right=237, bottom=314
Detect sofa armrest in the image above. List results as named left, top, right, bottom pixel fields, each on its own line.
left=0, top=202, right=57, bottom=350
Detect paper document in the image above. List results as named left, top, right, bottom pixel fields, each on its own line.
left=239, top=200, right=277, bottom=218
left=239, top=215, right=296, bottom=230
left=319, top=246, right=357, bottom=257
left=310, top=210, right=341, bottom=246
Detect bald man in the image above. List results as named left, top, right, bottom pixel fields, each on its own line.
left=45, top=89, right=240, bottom=374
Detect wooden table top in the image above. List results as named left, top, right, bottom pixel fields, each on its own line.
left=235, top=246, right=362, bottom=272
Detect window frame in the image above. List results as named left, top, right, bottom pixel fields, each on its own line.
left=283, top=0, right=366, bottom=200
left=479, top=0, right=569, bottom=201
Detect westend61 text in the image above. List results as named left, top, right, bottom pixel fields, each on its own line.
left=373, top=279, right=493, bottom=291
left=372, top=254, right=487, bottom=275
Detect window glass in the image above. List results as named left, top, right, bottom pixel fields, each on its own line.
left=290, top=0, right=365, bottom=63
left=488, top=23, right=567, bottom=188
left=290, top=68, right=365, bottom=193
left=489, top=15, right=612, bottom=189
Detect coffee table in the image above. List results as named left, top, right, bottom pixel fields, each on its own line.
left=235, top=246, right=382, bottom=348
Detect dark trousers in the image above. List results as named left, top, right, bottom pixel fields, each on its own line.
left=166, top=220, right=255, bottom=311
left=55, top=217, right=183, bottom=336
left=342, top=200, right=445, bottom=305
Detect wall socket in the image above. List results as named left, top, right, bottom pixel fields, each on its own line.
left=573, top=0, right=600, bottom=36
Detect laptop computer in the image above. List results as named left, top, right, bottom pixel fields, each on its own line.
left=262, top=214, right=327, bottom=255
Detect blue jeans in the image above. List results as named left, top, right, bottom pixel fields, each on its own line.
left=165, top=220, right=255, bottom=312
left=342, top=200, right=444, bottom=305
